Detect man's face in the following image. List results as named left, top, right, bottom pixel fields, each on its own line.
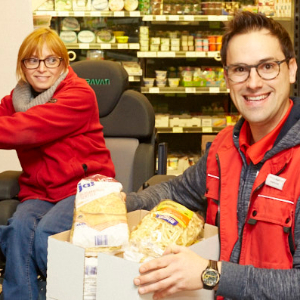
left=22, top=43, right=65, bottom=93
left=225, top=29, right=297, bottom=133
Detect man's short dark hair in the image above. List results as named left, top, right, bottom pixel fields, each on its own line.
left=220, top=11, right=295, bottom=66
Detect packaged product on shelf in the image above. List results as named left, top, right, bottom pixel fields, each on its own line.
left=33, top=15, right=52, bottom=29
left=55, top=0, right=73, bottom=10
left=61, top=17, right=80, bottom=31
left=36, top=0, right=54, bottom=10
left=108, top=0, right=125, bottom=11
left=122, top=62, right=142, bottom=76
left=124, top=0, right=138, bottom=11
left=222, top=1, right=240, bottom=15
left=59, top=30, right=78, bottom=43
left=96, top=29, right=115, bottom=43
left=78, top=30, right=96, bottom=43
left=73, top=0, right=91, bottom=10
left=91, top=0, right=109, bottom=10
left=138, top=0, right=151, bottom=14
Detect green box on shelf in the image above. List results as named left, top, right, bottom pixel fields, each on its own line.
left=182, top=79, right=206, bottom=87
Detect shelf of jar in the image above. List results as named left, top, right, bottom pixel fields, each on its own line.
left=141, top=86, right=228, bottom=94
left=65, top=43, right=140, bottom=50
left=137, top=51, right=221, bottom=59
left=156, top=126, right=224, bottom=133
left=33, top=10, right=143, bottom=17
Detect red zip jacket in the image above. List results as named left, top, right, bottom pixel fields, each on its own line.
left=0, top=66, right=115, bottom=202
left=205, top=126, right=300, bottom=269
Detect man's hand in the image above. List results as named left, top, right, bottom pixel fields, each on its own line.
left=134, top=244, right=209, bottom=299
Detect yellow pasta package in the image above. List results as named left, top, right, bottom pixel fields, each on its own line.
left=124, top=200, right=204, bottom=262
left=70, top=174, right=129, bottom=256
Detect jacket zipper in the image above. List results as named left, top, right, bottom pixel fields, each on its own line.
left=215, top=153, right=221, bottom=258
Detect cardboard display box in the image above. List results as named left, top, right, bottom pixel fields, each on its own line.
left=46, top=210, right=219, bottom=300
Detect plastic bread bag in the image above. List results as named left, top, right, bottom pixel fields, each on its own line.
left=124, top=200, right=204, bottom=262
left=70, top=174, right=129, bottom=256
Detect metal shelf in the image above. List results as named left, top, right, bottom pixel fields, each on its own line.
left=137, top=51, right=221, bottom=59
left=141, top=86, right=228, bottom=94
left=65, top=43, right=140, bottom=50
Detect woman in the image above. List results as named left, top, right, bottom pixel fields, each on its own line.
left=0, top=27, right=115, bottom=299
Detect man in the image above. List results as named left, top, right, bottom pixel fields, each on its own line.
left=126, top=12, right=300, bottom=299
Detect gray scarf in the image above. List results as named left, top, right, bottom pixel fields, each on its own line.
left=12, top=70, right=69, bottom=112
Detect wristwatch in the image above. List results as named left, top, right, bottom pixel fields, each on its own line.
left=201, top=260, right=220, bottom=290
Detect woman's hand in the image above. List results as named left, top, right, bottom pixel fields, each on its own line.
left=134, top=244, right=209, bottom=300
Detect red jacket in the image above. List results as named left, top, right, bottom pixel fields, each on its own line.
left=0, top=67, right=115, bottom=202
left=205, top=126, right=299, bottom=269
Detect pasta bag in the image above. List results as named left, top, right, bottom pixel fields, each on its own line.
left=125, top=200, right=204, bottom=262
left=70, top=174, right=129, bottom=256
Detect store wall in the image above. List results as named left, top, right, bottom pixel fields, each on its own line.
left=0, top=0, right=33, bottom=172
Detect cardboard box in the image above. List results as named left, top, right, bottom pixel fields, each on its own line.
left=46, top=210, right=219, bottom=300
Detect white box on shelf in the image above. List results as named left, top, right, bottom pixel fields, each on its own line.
left=46, top=210, right=219, bottom=300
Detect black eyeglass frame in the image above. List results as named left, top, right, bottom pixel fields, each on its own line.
left=22, top=57, right=63, bottom=69
left=223, top=58, right=290, bottom=83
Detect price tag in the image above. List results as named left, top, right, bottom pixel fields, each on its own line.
left=183, top=15, right=194, bottom=21
left=169, top=15, right=180, bottom=21
left=202, top=126, right=213, bottom=133
left=186, top=52, right=197, bottom=57
left=185, top=87, right=196, bottom=93
left=129, top=43, right=140, bottom=49
left=114, top=11, right=125, bottom=17
left=156, top=15, right=166, bottom=21
left=157, top=52, right=175, bottom=57
left=172, top=127, right=183, bottom=133
left=143, top=15, right=153, bottom=21
left=202, top=119, right=212, bottom=127
left=149, top=87, right=160, bottom=93
left=209, top=87, right=220, bottom=93
left=100, top=44, right=111, bottom=49
left=130, top=11, right=141, bottom=17
left=58, top=11, right=69, bottom=16
left=79, top=43, right=90, bottom=49
left=117, top=43, right=128, bottom=49
left=74, top=11, right=84, bottom=16
left=90, top=11, right=100, bottom=16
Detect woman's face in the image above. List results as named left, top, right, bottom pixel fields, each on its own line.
left=22, top=43, right=65, bottom=93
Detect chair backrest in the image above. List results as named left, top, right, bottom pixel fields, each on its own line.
left=71, top=60, right=156, bottom=193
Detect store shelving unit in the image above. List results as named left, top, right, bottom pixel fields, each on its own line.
left=33, top=2, right=298, bottom=163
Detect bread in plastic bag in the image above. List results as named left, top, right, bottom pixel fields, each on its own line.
left=70, top=174, right=129, bottom=256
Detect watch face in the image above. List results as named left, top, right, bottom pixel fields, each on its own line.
left=202, top=268, right=220, bottom=287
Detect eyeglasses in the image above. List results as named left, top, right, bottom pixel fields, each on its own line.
left=224, top=58, right=289, bottom=83
left=22, top=56, right=63, bottom=69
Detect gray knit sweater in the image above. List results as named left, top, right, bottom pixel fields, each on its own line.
left=126, top=98, right=300, bottom=299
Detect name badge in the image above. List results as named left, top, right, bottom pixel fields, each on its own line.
left=265, top=174, right=286, bottom=190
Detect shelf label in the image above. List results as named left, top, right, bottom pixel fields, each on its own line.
left=209, top=87, right=220, bottom=93
left=114, top=11, right=125, bottom=17
left=157, top=52, right=175, bottom=57
left=79, top=43, right=90, bottom=49
left=156, top=15, right=167, bottom=21
left=172, top=127, right=183, bottom=133
left=185, top=87, right=196, bottom=93
left=143, top=15, right=153, bottom=21
left=129, top=43, right=140, bottom=49
left=183, top=15, right=194, bottom=21
left=202, top=119, right=212, bottom=127
left=100, top=44, right=112, bottom=49
left=130, top=11, right=141, bottom=17
left=168, top=15, right=180, bottom=21
left=74, top=11, right=84, bottom=16
left=58, top=11, right=69, bottom=16
left=137, top=52, right=157, bottom=57
left=117, top=43, right=129, bottom=49
left=202, top=126, right=213, bottom=133
left=149, top=87, right=160, bottom=93
left=90, top=11, right=100, bottom=16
